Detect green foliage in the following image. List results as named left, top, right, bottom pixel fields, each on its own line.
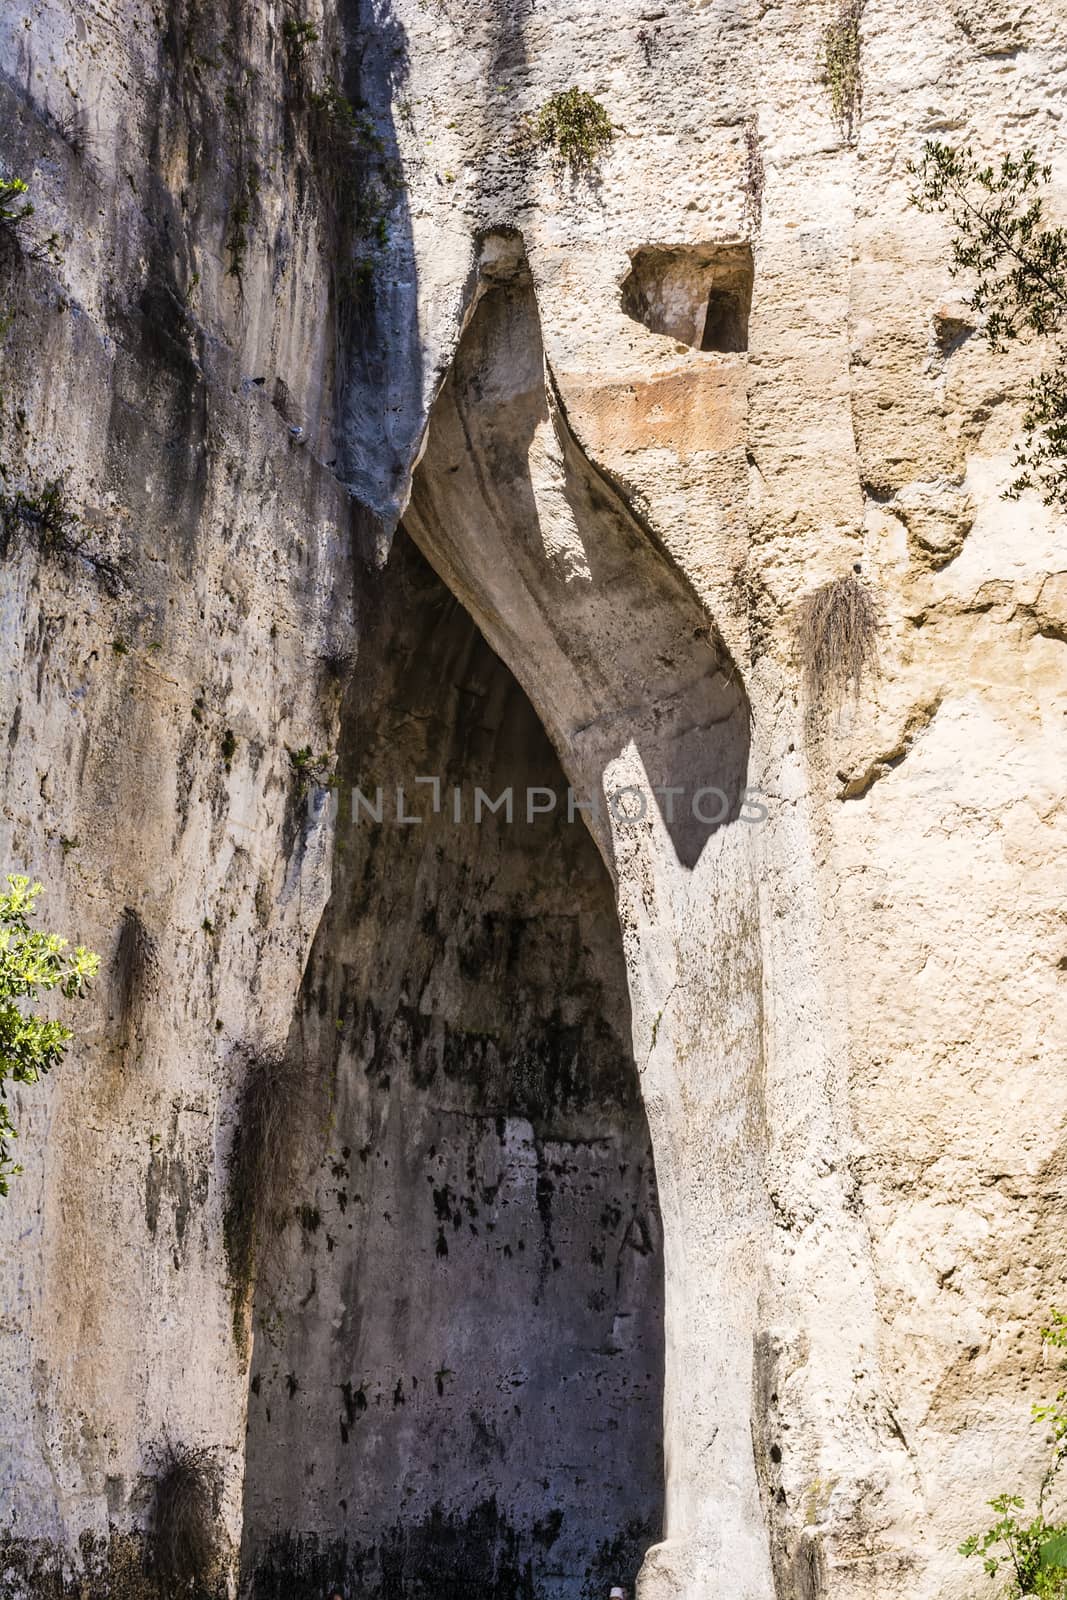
left=0, top=875, right=98, bottom=1196
left=309, top=79, right=362, bottom=143
left=909, top=142, right=1067, bottom=506
left=0, top=177, right=34, bottom=232
left=959, top=1311, right=1067, bottom=1598
left=818, top=0, right=863, bottom=141
left=226, top=166, right=260, bottom=283
left=282, top=16, right=319, bottom=66
left=0, top=177, right=62, bottom=268
left=0, top=472, right=79, bottom=558
left=288, top=745, right=336, bottom=795
left=528, top=88, right=614, bottom=178
left=308, top=81, right=402, bottom=311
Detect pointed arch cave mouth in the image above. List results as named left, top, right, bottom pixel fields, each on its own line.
left=240, top=530, right=665, bottom=1600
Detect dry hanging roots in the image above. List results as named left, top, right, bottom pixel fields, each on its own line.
left=797, top=573, right=881, bottom=706
left=224, top=1049, right=306, bottom=1319
left=150, top=1442, right=219, bottom=1596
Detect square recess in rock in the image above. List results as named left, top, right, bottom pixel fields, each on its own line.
left=621, top=242, right=753, bottom=352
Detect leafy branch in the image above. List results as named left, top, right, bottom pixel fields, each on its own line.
left=909, top=142, right=1067, bottom=505
left=0, top=875, right=98, bottom=1195
left=958, top=1311, right=1067, bottom=1598
left=0, top=177, right=34, bottom=233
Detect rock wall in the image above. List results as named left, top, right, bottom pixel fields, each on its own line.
left=0, top=0, right=1064, bottom=1597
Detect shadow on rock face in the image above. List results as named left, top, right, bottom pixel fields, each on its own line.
left=239, top=530, right=665, bottom=1600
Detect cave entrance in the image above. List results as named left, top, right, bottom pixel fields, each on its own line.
left=240, top=530, right=665, bottom=1600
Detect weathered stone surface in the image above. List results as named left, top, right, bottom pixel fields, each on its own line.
left=0, top=0, right=1064, bottom=1597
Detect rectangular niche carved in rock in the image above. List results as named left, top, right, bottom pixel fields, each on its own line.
left=621, top=243, right=753, bottom=353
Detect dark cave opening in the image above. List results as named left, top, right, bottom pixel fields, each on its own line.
left=700, top=288, right=747, bottom=353
left=240, top=531, right=665, bottom=1600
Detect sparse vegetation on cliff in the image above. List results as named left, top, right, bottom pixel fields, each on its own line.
left=0, top=177, right=34, bottom=234
left=149, top=1441, right=220, bottom=1599
left=796, top=572, right=880, bottom=708
left=818, top=0, right=863, bottom=141
left=526, top=88, right=614, bottom=178
left=0, top=473, right=78, bottom=557
left=959, top=1311, right=1067, bottom=1597
left=224, top=1049, right=306, bottom=1338
left=909, top=141, right=1067, bottom=507
left=282, top=15, right=319, bottom=67
left=288, top=744, right=336, bottom=796
left=0, top=875, right=98, bottom=1197
left=308, top=80, right=403, bottom=312
left=226, top=166, right=260, bottom=283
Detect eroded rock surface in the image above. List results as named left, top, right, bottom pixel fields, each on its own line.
left=0, top=0, right=1064, bottom=1598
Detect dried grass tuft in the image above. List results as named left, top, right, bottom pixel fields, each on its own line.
left=112, top=906, right=157, bottom=1034
left=797, top=573, right=881, bottom=708
left=149, top=1441, right=219, bottom=1598
left=224, top=1049, right=306, bottom=1331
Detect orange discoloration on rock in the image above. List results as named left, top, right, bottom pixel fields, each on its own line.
left=560, top=365, right=747, bottom=459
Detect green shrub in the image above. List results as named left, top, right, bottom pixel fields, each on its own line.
left=0, top=875, right=98, bottom=1196
left=308, top=82, right=402, bottom=310
left=819, top=0, right=863, bottom=141
left=288, top=744, right=336, bottom=795
left=226, top=166, right=260, bottom=283
left=0, top=177, right=34, bottom=232
left=0, top=473, right=78, bottom=558
left=282, top=16, right=319, bottom=67
left=909, top=141, right=1067, bottom=506
left=527, top=88, right=614, bottom=178
left=959, top=1311, right=1067, bottom=1598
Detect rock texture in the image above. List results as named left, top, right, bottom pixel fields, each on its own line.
left=0, top=0, right=1065, bottom=1598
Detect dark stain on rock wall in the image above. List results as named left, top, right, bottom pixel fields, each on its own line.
left=240, top=532, right=665, bottom=1600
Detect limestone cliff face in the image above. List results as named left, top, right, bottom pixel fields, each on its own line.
left=0, top=1, right=1064, bottom=1599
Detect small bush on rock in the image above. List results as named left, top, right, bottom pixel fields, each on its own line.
left=526, top=88, right=614, bottom=178
left=0, top=473, right=79, bottom=558
left=0, top=177, right=34, bottom=233
left=909, top=141, right=1067, bottom=506
left=0, top=875, right=98, bottom=1196
left=282, top=16, right=319, bottom=67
